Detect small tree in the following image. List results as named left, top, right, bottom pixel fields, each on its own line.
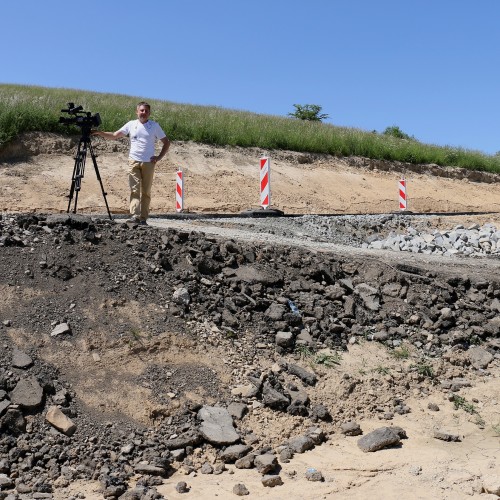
left=288, top=104, right=329, bottom=122
left=383, top=125, right=414, bottom=141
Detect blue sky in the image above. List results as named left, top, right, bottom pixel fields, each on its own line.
left=2, top=1, right=499, bottom=154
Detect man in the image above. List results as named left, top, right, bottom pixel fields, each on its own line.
left=93, top=102, right=170, bottom=225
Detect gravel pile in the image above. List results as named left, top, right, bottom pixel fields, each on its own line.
left=365, top=222, right=500, bottom=257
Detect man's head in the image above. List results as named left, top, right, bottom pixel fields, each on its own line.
left=136, top=101, right=151, bottom=123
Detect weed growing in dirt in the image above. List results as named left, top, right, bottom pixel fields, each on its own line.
left=452, top=395, right=477, bottom=414
left=314, top=351, right=342, bottom=367
left=492, top=423, right=500, bottom=437
left=374, top=365, right=390, bottom=375
left=391, top=345, right=410, bottom=359
left=295, top=345, right=314, bottom=360
left=413, top=362, right=435, bottom=379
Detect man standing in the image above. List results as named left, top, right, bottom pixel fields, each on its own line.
left=93, top=101, right=170, bottom=225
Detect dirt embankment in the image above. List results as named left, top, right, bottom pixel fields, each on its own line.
left=2, top=132, right=500, bottom=218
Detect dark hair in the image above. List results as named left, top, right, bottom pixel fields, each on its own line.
left=137, top=101, right=151, bottom=111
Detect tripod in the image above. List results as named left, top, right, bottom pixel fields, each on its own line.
left=67, top=128, right=113, bottom=220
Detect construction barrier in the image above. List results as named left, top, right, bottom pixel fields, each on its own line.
left=176, top=169, right=183, bottom=212
left=399, top=177, right=407, bottom=211
left=260, top=156, right=271, bottom=209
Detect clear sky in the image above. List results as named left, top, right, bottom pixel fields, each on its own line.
left=1, top=0, right=499, bottom=154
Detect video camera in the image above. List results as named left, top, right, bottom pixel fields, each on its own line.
left=59, top=103, right=101, bottom=132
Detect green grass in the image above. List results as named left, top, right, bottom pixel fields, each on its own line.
left=391, top=345, right=410, bottom=359
left=1, top=83, right=500, bottom=172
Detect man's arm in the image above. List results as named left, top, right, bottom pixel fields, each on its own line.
left=92, top=130, right=126, bottom=140
left=151, top=136, right=170, bottom=163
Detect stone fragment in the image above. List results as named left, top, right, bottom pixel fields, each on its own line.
left=51, top=322, right=71, bottom=336
left=433, top=430, right=461, bottom=442
left=340, top=421, right=362, bottom=436
left=254, top=454, right=278, bottom=474
left=227, top=402, right=248, bottom=420
left=235, top=454, right=255, bottom=469
left=305, top=468, right=324, bottom=482
left=275, top=331, right=294, bottom=348
left=262, top=382, right=290, bottom=411
left=288, top=435, right=315, bottom=453
left=45, top=406, right=77, bottom=436
left=10, top=376, right=44, bottom=410
left=357, top=427, right=401, bottom=452
left=11, top=349, right=33, bottom=369
left=198, top=406, right=240, bottom=445
left=233, top=483, right=250, bottom=496
left=468, top=346, right=494, bottom=369
left=220, top=444, right=251, bottom=463
left=175, top=481, right=189, bottom=493
left=261, top=474, right=283, bottom=487
left=286, top=363, right=317, bottom=386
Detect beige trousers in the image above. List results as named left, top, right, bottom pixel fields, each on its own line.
left=128, top=160, right=155, bottom=220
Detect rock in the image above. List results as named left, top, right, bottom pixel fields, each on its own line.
left=265, top=303, right=287, bottom=321
left=340, top=421, right=362, bottom=436
left=164, top=433, right=202, bottom=450
left=134, top=463, right=168, bottom=476
left=427, top=402, right=440, bottom=412
left=288, top=435, right=315, bottom=454
left=357, top=427, right=401, bottom=452
left=254, top=454, right=278, bottom=474
left=220, top=444, right=252, bottom=463
left=11, top=349, right=33, bottom=369
left=0, top=400, right=10, bottom=418
left=275, top=331, right=294, bottom=348
left=468, top=347, right=494, bottom=369
left=0, top=408, right=26, bottom=434
left=199, top=462, right=214, bottom=474
left=10, top=376, right=44, bottom=410
left=261, top=382, right=290, bottom=411
left=305, top=468, right=324, bottom=482
left=286, top=363, right=317, bottom=386
left=227, top=402, right=248, bottom=420
left=50, top=322, right=71, bottom=336
left=175, top=481, right=189, bottom=493
left=433, top=430, right=461, bottom=442
left=172, top=287, right=190, bottom=305
left=261, top=474, right=283, bottom=487
left=310, top=404, right=331, bottom=421
left=0, top=474, right=15, bottom=490
left=231, top=384, right=259, bottom=398
left=198, top=406, right=240, bottom=445
left=233, top=483, right=250, bottom=496
left=235, top=454, right=255, bottom=469
left=45, top=406, right=77, bottom=436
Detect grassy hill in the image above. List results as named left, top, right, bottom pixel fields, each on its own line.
left=1, top=83, right=499, bottom=173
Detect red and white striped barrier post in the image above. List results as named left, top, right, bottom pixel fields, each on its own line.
left=260, top=156, right=271, bottom=209
left=398, top=176, right=408, bottom=211
left=176, top=169, right=184, bottom=212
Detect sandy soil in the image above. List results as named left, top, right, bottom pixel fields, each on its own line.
left=2, top=132, right=500, bottom=222
left=1, top=133, right=499, bottom=499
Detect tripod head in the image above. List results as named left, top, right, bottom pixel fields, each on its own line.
left=59, top=103, right=101, bottom=139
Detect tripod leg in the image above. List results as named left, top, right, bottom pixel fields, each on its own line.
left=67, top=139, right=85, bottom=213
left=72, top=142, right=87, bottom=214
left=88, top=141, right=113, bottom=220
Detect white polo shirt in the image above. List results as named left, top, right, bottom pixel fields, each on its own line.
left=119, top=119, right=167, bottom=162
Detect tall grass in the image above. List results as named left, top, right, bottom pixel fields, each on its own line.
left=1, top=83, right=499, bottom=173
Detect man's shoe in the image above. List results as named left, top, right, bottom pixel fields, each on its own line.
left=139, top=220, right=148, bottom=226
left=125, top=216, right=140, bottom=224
